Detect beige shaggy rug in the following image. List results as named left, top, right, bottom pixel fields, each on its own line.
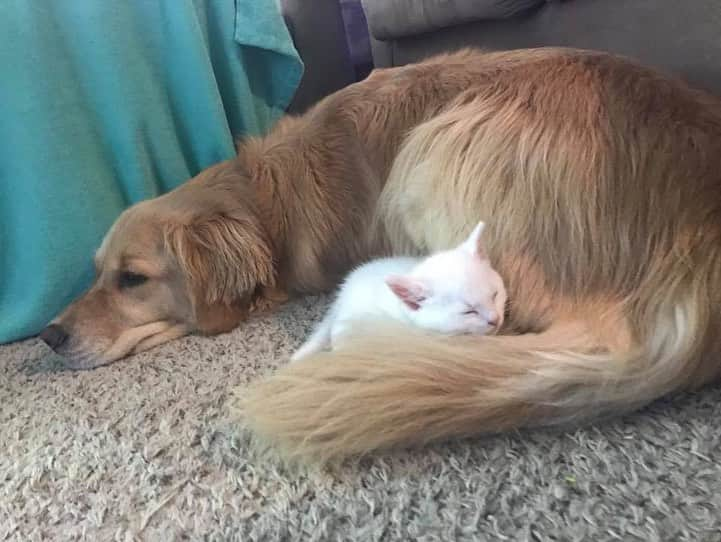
left=2, top=296, right=721, bottom=541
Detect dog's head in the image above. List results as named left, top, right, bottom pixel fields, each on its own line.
left=40, top=165, right=278, bottom=369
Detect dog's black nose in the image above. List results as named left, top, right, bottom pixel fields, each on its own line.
left=39, top=324, right=69, bottom=350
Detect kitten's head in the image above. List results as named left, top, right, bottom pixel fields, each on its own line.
left=386, top=221, right=507, bottom=335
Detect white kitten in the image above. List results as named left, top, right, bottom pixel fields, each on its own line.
left=291, top=221, right=507, bottom=362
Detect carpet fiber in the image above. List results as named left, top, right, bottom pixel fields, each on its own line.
left=2, top=296, right=721, bottom=541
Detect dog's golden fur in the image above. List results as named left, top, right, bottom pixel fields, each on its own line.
left=235, top=48, right=721, bottom=461
left=50, top=48, right=721, bottom=462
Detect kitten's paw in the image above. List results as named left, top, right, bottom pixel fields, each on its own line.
left=289, top=351, right=304, bottom=363
left=289, top=346, right=313, bottom=363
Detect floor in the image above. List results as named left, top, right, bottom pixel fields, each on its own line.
left=2, top=296, right=721, bottom=541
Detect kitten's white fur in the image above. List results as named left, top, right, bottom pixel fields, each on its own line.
left=291, top=221, right=507, bottom=362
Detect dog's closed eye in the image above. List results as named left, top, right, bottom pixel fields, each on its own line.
left=118, top=271, right=149, bottom=289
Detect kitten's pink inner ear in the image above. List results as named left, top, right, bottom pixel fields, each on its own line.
left=386, top=275, right=426, bottom=311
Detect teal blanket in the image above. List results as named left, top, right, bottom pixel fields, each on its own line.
left=0, top=1, right=303, bottom=343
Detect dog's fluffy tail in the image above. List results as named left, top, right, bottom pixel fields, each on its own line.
left=234, top=272, right=715, bottom=463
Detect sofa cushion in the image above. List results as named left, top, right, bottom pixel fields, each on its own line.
left=361, top=0, right=545, bottom=40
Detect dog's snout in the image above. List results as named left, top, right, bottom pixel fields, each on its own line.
left=40, top=324, right=69, bottom=351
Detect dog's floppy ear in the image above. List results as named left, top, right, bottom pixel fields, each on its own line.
left=165, top=213, right=277, bottom=334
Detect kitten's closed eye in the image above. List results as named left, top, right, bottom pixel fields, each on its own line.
left=464, top=305, right=499, bottom=325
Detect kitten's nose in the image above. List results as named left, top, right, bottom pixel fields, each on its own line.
left=485, top=310, right=499, bottom=327
left=39, top=324, right=69, bottom=351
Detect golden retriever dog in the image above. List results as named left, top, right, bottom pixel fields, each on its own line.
left=44, top=48, right=721, bottom=464
left=42, top=48, right=499, bottom=367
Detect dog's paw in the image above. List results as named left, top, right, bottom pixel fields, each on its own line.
left=251, top=286, right=289, bottom=314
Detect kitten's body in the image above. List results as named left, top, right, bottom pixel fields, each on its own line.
left=292, top=222, right=506, bottom=362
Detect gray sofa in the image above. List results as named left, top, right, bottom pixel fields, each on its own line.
left=281, top=0, right=356, bottom=113
left=362, top=0, right=721, bottom=95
